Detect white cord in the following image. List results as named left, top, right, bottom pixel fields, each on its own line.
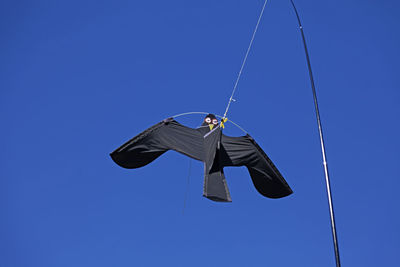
left=223, top=0, right=269, bottom=119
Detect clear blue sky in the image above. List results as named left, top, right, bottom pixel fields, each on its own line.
left=1, top=1, right=399, bottom=266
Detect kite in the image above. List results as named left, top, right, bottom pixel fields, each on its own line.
left=110, top=114, right=292, bottom=202
left=110, top=0, right=341, bottom=265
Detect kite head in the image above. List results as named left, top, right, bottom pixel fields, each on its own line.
left=203, top=114, right=218, bottom=130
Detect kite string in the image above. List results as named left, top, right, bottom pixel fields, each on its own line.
left=223, top=0, right=269, bottom=119
left=182, top=159, right=192, bottom=215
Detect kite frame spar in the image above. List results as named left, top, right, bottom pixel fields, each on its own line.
left=172, top=111, right=248, bottom=134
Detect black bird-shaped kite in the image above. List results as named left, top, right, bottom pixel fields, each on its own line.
left=110, top=114, right=292, bottom=202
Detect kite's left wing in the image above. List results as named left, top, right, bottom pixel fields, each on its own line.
left=220, top=134, right=293, bottom=199
left=110, top=118, right=204, bottom=169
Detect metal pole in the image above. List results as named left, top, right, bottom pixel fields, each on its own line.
left=289, top=1, right=341, bottom=266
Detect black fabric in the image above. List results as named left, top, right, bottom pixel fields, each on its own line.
left=220, top=134, right=292, bottom=198
left=110, top=118, right=204, bottom=169
left=202, top=126, right=232, bottom=202
left=110, top=118, right=292, bottom=202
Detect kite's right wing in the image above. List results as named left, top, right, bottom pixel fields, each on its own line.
left=220, top=134, right=293, bottom=199
left=110, top=118, right=204, bottom=169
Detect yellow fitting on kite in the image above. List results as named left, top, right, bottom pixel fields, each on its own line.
left=220, top=117, right=228, bottom=128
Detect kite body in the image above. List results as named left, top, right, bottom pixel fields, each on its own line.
left=110, top=115, right=292, bottom=202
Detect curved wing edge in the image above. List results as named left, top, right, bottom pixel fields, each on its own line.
left=110, top=120, right=168, bottom=169
left=247, top=135, right=293, bottom=198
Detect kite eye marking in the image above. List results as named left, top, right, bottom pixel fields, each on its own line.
left=212, top=119, right=218, bottom=125
left=205, top=117, right=211, bottom=123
